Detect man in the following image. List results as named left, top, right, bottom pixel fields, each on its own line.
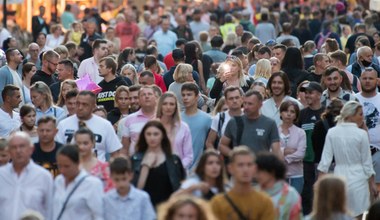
left=255, top=13, right=276, bottom=44
left=128, top=85, right=141, bottom=113
left=220, top=90, right=282, bottom=159
left=32, top=116, right=62, bottom=177
left=32, top=6, right=49, bottom=41
left=79, top=21, right=102, bottom=61
left=174, top=15, right=194, bottom=41
left=138, top=70, right=155, bottom=86
left=204, top=35, right=227, bottom=63
left=77, top=39, right=108, bottom=83
left=296, top=81, right=324, bottom=215
left=330, top=50, right=361, bottom=93
left=206, top=86, right=243, bottom=149
left=355, top=67, right=380, bottom=192
left=36, top=33, right=52, bottom=54
left=143, top=14, right=160, bottom=41
left=153, top=18, right=177, bottom=56
left=56, top=90, right=121, bottom=161
left=181, top=82, right=211, bottom=169
left=65, top=89, right=78, bottom=117
left=239, top=10, right=255, bottom=34
left=0, top=131, right=53, bottom=220
left=276, top=22, right=300, bottom=47
left=24, top=43, right=41, bottom=65
left=163, top=38, right=187, bottom=70
left=97, top=57, right=130, bottom=112
left=137, top=45, right=168, bottom=73
left=235, top=31, right=254, bottom=55
left=347, top=46, right=380, bottom=78
left=119, top=86, right=157, bottom=156
left=61, top=4, right=75, bottom=30
left=310, top=53, right=330, bottom=82
left=210, top=146, right=275, bottom=220
left=0, top=85, right=21, bottom=137
left=115, top=11, right=140, bottom=49
left=248, top=46, right=272, bottom=76
left=272, top=44, right=287, bottom=63
left=0, top=48, right=23, bottom=104
left=31, top=50, right=60, bottom=86
left=138, top=11, right=151, bottom=34
left=320, top=66, right=357, bottom=107
left=219, top=14, right=236, bottom=41
left=50, top=59, right=75, bottom=103
left=189, top=9, right=209, bottom=42
left=261, top=72, right=303, bottom=126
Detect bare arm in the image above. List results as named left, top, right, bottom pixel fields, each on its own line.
left=121, top=136, right=131, bottom=157
left=206, top=130, right=218, bottom=150
left=197, top=60, right=207, bottom=93
left=137, top=165, right=150, bottom=189
left=271, top=141, right=284, bottom=160
left=219, top=136, right=232, bottom=157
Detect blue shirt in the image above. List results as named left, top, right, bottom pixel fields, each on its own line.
left=36, top=106, right=66, bottom=125
left=103, top=186, right=156, bottom=220
left=153, top=30, right=177, bottom=56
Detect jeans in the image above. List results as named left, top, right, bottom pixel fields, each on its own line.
left=301, top=162, right=317, bottom=215
left=286, top=176, right=304, bottom=195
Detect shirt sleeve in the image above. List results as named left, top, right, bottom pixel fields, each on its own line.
left=210, top=114, right=220, bottom=132
left=285, top=129, right=307, bottom=163
left=224, top=118, right=237, bottom=139
left=86, top=179, right=104, bottom=220
left=360, top=130, right=376, bottom=178
left=142, top=192, right=156, bottom=220
left=180, top=124, right=194, bottom=169
left=44, top=172, right=54, bottom=220
left=269, top=120, right=280, bottom=144
left=317, top=131, right=334, bottom=173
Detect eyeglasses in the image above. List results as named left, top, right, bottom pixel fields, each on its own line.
left=47, top=60, right=58, bottom=66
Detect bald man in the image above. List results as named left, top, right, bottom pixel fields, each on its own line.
left=347, top=46, right=380, bottom=79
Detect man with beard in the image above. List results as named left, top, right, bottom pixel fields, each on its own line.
left=347, top=46, right=380, bottom=79
left=78, top=39, right=108, bottom=83
left=320, top=66, right=357, bottom=107
left=31, top=50, right=59, bottom=86
left=355, top=67, right=380, bottom=192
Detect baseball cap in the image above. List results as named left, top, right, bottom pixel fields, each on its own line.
left=300, top=81, right=323, bottom=93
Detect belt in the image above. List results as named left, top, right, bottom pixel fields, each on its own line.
left=370, top=146, right=380, bottom=155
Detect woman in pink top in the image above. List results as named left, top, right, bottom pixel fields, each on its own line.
left=278, top=100, right=306, bottom=194
left=156, top=92, right=193, bottom=170
left=74, top=127, right=113, bottom=192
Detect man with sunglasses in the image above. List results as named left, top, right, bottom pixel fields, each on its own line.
left=31, top=50, right=59, bottom=86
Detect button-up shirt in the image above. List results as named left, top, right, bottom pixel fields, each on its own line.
left=320, top=88, right=358, bottom=107
left=104, top=186, right=156, bottom=220
left=78, top=56, right=102, bottom=83
left=0, top=161, right=53, bottom=220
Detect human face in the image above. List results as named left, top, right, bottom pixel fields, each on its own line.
left=324, top=71, right=342, bottom=93
left=66, top=97, right=77, bottom=116
left=204, top=155, right=222, bottom=179
left=36, top=34, right=46, bottom=47
left=122, top=69, right=136, bottom=82
left=139, top=88, right=157, bottom=109
left=61, top=84, right=75, bottom=101
left=37, top=121, right=57, bottom=144
left=228, top=154, right=255, bottom=184
left=22, top=111, right=36, bottom=128
left=111, top=173, right=133, bottom=196
left=9, top=90, right=22, bottom=108
left=94, top=109, right=107, bottom=118
left=181, top=90, right=198, bottom=109
left=225, top=90, right=243, bottom=111
left=360, top=70, right=378, bottom=93
left=0, top=149, right=10, bottom=165
left=76, top=94, right=96, bottom=120
left=270, top=58, right=280, bottom=73
left=106, top=28, right=115, bottom=38
left=26, top=66, right=37, bottom=80
left=31, top=91, right=45, bottom=108
left=280, top=105, right=297, bottom=124
left=257, top=52, right=270, bottom=60
left=8, top=136, right=33, bottom=167
left=145, top=126, right=163, bottom=149
left=251, top=85, right=266, bottom=99
left=270, top=76, right=285, bottom=97
left=57, top=64, right=72, bottom=81
left=75, top=133, right=94, bottom=157
left=227, top=61, right=240, bottom=78
left=304, top=90, right=321, bottom=106
left=329, top=58, right=340, bottom=68
left=172, top=203, right=199, bottom=220
left=11, top=50, right=23, bottom=65
left=243, top=95, right=262, bottom=117
left=161, top=20, right=170, bottom=32
left=360, top=51, right=374, bottom=64
left=29, top=45, right=40, bottom=60
left=349, top=107, right=364, bottom=127
left=318, top=56, right=330, bottom=70
left=95, top=43, right=109, bottom=59
left=116, top=91, right=130, bottom=110
left=98, top=61, right=110, bottom=77
left=256, top=169, right=275, bottom=189
left=9, top=38, right=17, bottom=48
left=129, top=91, right=140, bottom=112
left=273, top=48, right=285, bottom=61
left=138, top=75, right=155, bottom=85
left=161, top=96, right=177, bottom=117
left=46, top=57, right=59, bottom=74
left=57, top=154, right=80, bottom=182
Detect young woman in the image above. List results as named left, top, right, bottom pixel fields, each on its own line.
left=317, top=101, right=376, bottom=218
left=19, top=105, right=38, bottom=143
left=54, top=145, right=104, bottom=219
left=184, top=42, right=207, bottom=93
left=211, top=97, right=227, bottom=116
left=175, top=149, right=225, bottom=200
left=301, top=41, right=316, bottom=71
left=120, top=64, right=138, bottom=85
left=305, top=175, right=353, bottom=220
left=30, top=82, right=66, bottom=124
left=253, top=58, right=272, bottom=85
left=156, top=92, right=193, bottom=170
left=132, top=121, right=186, bottom=207
left=22, top=62, right=37, bottom=104
left=278, top=100, right=306, bottom=194
left=56, top=80, right=78, bottom=113
left=74, top=128, right=113, bottom=192
left=135, top=37, right=148, bottom=64
left=107, top=86, right=130, bottom=130
left=117, top=47, right=137, bottom=74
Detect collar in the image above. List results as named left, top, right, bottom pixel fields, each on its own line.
left=111, top=185, right=137, bottom=201
left=36, top=106, right=55, bottom=114
left=322, top=87, right=345, bottom=99
left=72, top=169, right=88, bottom=184
left=11, top=160, right=33, bottom=174
left=136, top=109, right=155, bottom=119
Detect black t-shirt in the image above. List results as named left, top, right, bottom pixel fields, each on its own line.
left=345, top=33, right=375, bottom=54
left=97, top=76, right=129, bottom=112
left=31, top=70, right=56, bottom=86
left=32, top=141, right=62, bottom=177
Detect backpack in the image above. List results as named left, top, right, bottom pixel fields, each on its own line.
left=317, top=31, right=331, bottom=50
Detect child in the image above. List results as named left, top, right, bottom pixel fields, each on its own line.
left=19, top=105, right=38, bottom=143
left=0, top=138, right=10, bottom=166
left=104, top=157, right=156, bottom=220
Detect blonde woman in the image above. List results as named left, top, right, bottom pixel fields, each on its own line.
left=120, top=64, right=138, bottom=85
left=107, top=85, right=130, bottom=129
left=222, top=32, right=238, bottom=54
left=57, top=79, right=77, bottom=107
left=253, top=58, right=272, bottom=85
left=46, top=24, right=64, bottom=48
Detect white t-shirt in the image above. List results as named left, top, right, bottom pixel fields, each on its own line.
left=180, top=175, right=219, bottom=198
left=0, top=108, right=20, bottom=137
left=9, top=67, right=24, bottom=106
left=355, top=93, right=380, bottom=148
left=211, top=110, right=244, bottom=136
left=56, top=114, right=122, bottom=161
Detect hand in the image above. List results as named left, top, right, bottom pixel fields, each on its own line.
left=142, top=152, right=157, bottom=168
left=284, top=148, right=297, bottom=156
left=217, top=71, right=227, bottom=82
left=198, top=182, right=210, bottom=194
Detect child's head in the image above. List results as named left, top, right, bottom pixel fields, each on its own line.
left=0, top=138, right=10, bottom=166
left=74, top=127, right=95, bottom=158
left=110, top=157, right=133, bottom=194
left=20, top=105, right=36, bottom=128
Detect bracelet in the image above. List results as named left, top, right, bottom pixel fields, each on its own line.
left=141, top=163, right=151, bottom=169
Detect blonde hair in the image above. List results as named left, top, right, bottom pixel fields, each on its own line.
left=173, top=63, right=193, bottom=83
left=30, top=82, right=54, bottom=108
left=225, top=59, right=248, bottom=87
left=57, top=79, right=78, bottom=106
left=212, top=97, right=226, bottom=116
left=120, top=64, right=138, bottom=85
left=225, top=32, right=238, bottom=45
left=156, top=92, right=181, bottom=125
left=335, top=101, right=362, bottom=124
left=114, top=85, right=129, bottom=108
left=253, top=59, right=272, bottom=80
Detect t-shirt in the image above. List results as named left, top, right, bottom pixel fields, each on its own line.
left=355, top=93, right=380, bottom=149
left=115, top=22, right=140, bottom=49
left=32, top=141, right=62, bottom=177
left=180, top=175, right=219, bottom=199
left=224, top=115, right=279, bottom=153
left=0, top=109, right=20, bottom=137
left=97, top=76, right=129, bottom=112
left=181, top=110, right=212, bottom=169
left=30, top=70, right=56, bottom=87
left=261, top=96, right=303, bottom=126
left=56, top=114, right=122, bottom=161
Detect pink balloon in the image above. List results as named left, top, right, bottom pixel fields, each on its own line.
left=76, top=74, right=102, bottom=95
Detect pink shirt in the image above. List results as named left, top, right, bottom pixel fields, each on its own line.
left=78, top=57, right=102, bottom=83
left=172, top=121, right=193, bottom=169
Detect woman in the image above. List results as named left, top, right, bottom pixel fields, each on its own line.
left=292, top=19, right=312, bottom=45
left=46, top=24, right=64, bottom=48
left=317, top=101, right=376, bottom=218
left=253, top=58, right=272, bottom=85
left=250, top=81, right=268, bottom=100
left=158, top=195, right=216, bottom=220
left=107, top=86, right=130, bottom=129
left=54, top=45, right=69, bottom=60
left=210, top=56, right=252, bottom=102
left=301, top=41, right=316, bottom=71
left=57, top=80, right=77, bottom=111
left=117, top=47, right=137, bottom=74
left=19, top=104, right=38, bottom=143
left=144, top=55, right=167, bottom=92
left=270, top=57, right=281, bottom=74
left=156, top=92, right=193, bottom=170
left=120, top=64, right=138, bottom=85
left=105, top=26, right=121, bottom=53
left=22, top=62, right=37, bottom=104
left=211, top=97, right=227, bottom=116
left=256, top=152, right=303, bottom=220
left=132, top=121, right=186, bottom=207
left=54, top=145, right=104, bottom=219
left=185, top=42, right=207, bottom=93
left=74, top=127, right=113, bottom=192
left=2, top=36, right=17, bottom=51
left=305, top=175, right=353, bottom=220
left=278, top=101, right=306, bottom=194
left=324, top=38, right=339, bottom=54
left=30, top=82, right=66, bottom=124
left=176, top=149, right=225, bottom=200
left=222, top=32, right=237, bottom=54
left=135, top=37, right=148, bottom=64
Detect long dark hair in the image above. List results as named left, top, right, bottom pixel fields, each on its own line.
left=195, top=149, right=225, bottom=193
left=281, top=47, right=304, bottom=70
left=117, top=47, right=134, bottom=73
left=136, top=120, right=172, bottom=156
left=184, top=42, right=199, bottom=72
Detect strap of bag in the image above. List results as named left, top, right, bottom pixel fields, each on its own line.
left=56, top=175, right=89, bottom=220
left=217, top=112, right=226, bottom=137
left=224, top=193, right=248, bottom=220
left=235, top=116, right=244, bottom=146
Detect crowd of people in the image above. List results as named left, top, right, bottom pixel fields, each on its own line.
left=2, top=0, right=380, bottom=219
